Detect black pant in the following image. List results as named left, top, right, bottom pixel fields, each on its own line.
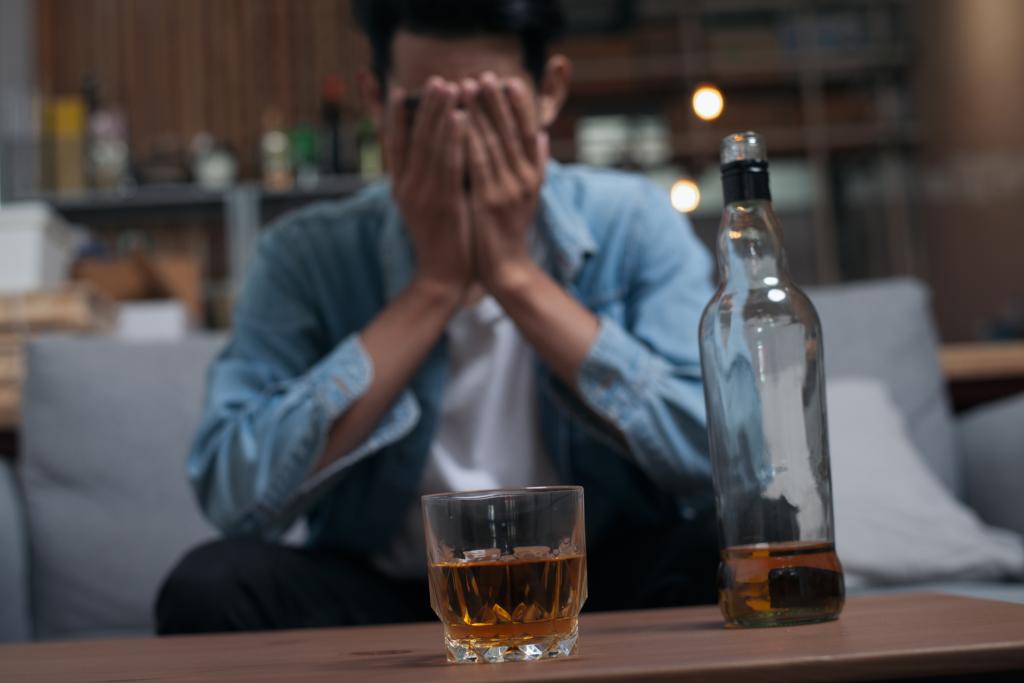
left=156, top=516, right=718, bottom=635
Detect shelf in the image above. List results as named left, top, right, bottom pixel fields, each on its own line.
left=22, top=175, right=367, bottom=216
left=671, top=121, right=920, bottom=159
left=570, top=48, right=910, bottom=89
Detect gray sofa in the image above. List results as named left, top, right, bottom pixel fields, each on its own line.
left=1, top=278, right=1022, bottom=642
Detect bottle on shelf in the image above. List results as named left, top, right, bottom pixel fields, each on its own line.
left=43, top=96, right=88, bottom=194
left=356, top=117, right=382, bottom=181
left=320, top=75, right=345, bottom=175
left=699, top=131, right=845, bottom=628
left=81, top=73, right=132, bottom=190
left=261, top=109, right=294, bottom=192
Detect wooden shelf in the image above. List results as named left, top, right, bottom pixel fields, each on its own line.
left=569, top=48, right=910, bottom=88
left=26, top=176, right=366, bottom=216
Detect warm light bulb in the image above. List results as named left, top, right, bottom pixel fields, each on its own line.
left=670, top=179, right=701, bottom=213
left=692, top=85, right=724, bottom=121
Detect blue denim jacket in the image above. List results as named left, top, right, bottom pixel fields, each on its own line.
left=189, top=162, right=715, bottom=553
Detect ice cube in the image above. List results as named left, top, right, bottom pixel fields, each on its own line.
left=555, top=539, right=576, bottom=557
left=511, top=602, right=528, bottom=622
left=493, top=603, right=513, bottom=623
left=463, top=547, right=502, bottom=562
left=525, top=602, right=546, bottom=622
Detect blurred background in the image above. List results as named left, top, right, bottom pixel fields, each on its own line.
left=1, top=0, right=1023, bottom=432
left=2, top=1, right=1024, bottom=645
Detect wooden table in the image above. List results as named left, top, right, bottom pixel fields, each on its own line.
left=2, top=594, right=1023, bottom=682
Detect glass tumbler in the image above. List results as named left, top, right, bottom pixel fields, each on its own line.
left=422, top=486, right=587, bottom=663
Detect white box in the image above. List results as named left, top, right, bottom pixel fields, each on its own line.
left=116, top=300, right=190, bottom=341
left=0, top=202, right=74, bottom=294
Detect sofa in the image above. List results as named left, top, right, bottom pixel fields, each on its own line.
left=1, top=277, right=1022, bottom=642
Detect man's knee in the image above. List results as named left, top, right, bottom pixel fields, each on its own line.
left=155, top=538, right=271, bottom=635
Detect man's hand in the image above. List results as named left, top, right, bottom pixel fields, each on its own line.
left=318, top=78, right=473, bottom=472
left=463, top=73, right=549, bottom=294
left=460, top=72, right=598, bottom=389
left=388, top=77, right=473, bottom=302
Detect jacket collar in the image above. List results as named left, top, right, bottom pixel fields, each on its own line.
left=378, top=161, right=597, bottom=300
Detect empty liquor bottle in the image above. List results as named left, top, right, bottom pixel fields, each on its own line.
left=699, top=132, right=844, bottom=628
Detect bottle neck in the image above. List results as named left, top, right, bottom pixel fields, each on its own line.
left=717, top=200, right=789, bottom=290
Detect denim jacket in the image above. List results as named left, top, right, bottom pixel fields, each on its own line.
left=188, top=162, right=715, bottom=553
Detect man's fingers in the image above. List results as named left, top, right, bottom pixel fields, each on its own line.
left=385, top=86, right=408, bottom=180
left=445, top=110, right=467, bottom=194
left=533, top=131, right=549, bottom=186
left=466, top=84, right=515, bottom=190
left=507, top=78, right=540, bottom=166
left=403, top=78, right=452, bottom=189
left=428, top=83, right=458, bottom=166
left=478, top=72, right=526, bottom=172
left=465, top=113, right=492, bottom=192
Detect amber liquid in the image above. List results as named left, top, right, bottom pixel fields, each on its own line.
left=719, top=540, right=844, bottom=627
left=428, top=554, right=586, bottom=661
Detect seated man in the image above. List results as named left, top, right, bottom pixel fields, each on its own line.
left=157, top=0, right=718, bottom=634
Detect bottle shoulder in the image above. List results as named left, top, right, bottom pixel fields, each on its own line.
left=700, top=282, right=822, bottom=335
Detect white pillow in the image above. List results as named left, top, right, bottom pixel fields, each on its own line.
left=828, top=378, right=1024, bottom=587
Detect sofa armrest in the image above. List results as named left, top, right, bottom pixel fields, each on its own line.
left=958, top=393, right=1024, bottom=536
left=0, top=456, right=32, bottom=642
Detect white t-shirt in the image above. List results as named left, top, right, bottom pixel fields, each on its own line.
left=371, top=294, right=559, bottom=579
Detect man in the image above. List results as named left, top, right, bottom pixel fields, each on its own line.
left=157, top=0, right=718, bottom=634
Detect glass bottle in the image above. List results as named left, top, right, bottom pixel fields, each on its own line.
left=699, top=131, right=844, bottom=627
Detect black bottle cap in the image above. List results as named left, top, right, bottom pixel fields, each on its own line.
left=722, top=160, right=771, bottom=204
left=720, top=131, right=772, bottom=204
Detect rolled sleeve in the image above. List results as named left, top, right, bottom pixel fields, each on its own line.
left=578, top=316, right=660, bottom=428
left=298, top=336, right=421, bottom=500
left=312, top=334, right=374, bottom=421
left=188, top=210, right=424, bottom=538
left=192, top=331, right=421, bottom=538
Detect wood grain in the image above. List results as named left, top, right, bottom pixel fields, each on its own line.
left=35, top=0, right=368, bottom=178
left=941, top=342, right=1024, bottom=381
left=2, top=594, right=1023, bottom=682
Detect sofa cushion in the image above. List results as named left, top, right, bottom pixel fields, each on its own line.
left=807, top=278, right=960, bottom=495
left=850, top=581, right=1024, bottom=605
left=959, top=393, right=1024, bottom=537
left=0, top=457, right=31, bottom=642
left=829, top=378, right=1023, bottom=586
left=20, top=335, right=223, bottom=640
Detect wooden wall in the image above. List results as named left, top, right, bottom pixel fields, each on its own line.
left=913, top=0, right=1024, bottom=340
left=36, top=0, right=368, bottom=177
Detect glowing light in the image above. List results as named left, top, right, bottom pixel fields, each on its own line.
left=763, top=276, right=779, bottom=286
left=692, top=84, right=725, bottom=121
left=768, top=288, right=787, bottom=302
left=670, top=179, right=701, bottom=213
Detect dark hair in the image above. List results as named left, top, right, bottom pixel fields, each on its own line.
left=352, top=0, right=566, bottom=87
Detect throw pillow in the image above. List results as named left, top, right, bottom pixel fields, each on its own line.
left=828, top=378, right=1024, bottom=586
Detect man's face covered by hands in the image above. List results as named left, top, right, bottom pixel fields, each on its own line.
left=369, top=31, right=569, bottom=303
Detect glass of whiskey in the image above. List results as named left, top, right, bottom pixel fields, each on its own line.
left=422, top=486, right=587, bottom=664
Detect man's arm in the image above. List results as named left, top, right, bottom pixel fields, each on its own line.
left=314, top=278, right=460, bottom=471
left=464, top=74, right=713, bottom=495
left=190, top=79, right=473, bottom=536
left=495, top=184, right=714, bottom=496
left=567, top=182, right=715, bottom=494
left=462, top=74, right=598, bottom=385
left=315, top=78, right=473, bottom=472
